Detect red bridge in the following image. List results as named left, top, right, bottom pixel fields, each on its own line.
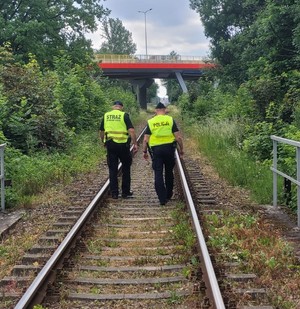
left=97, top=54, right=215, bottom=109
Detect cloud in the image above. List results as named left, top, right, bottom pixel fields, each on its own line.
left=86, top=0, right=211, bottom=57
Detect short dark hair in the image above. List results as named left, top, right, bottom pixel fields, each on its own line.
left=155, top=102, right=166, bottom=109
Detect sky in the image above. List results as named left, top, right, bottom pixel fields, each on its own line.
left=86, top=0, right=211, bottom=58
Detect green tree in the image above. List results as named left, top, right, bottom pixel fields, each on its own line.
left=189, top=0, right=266, bottom=63
left=0, top=84, right=7, bottom=144
left=190, top=0, right=299, bottom=88
left=293, top=2, right=300, bottom=57
left=0, top=0, right=109, bottom=65
left=53, top=55, right=109, bottom=131
left=98, top=17, right=137, bottom=55
left=0, top=54, right=71, bottom=153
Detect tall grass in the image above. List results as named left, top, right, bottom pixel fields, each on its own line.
left=183, top=119, right=280, bottom=204
left=5, top=131, right=106, bottom=208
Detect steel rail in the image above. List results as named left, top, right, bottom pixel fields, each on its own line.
left=175, top=150, right=226, bottom=309
left=15, top=129, right=146, bottom=309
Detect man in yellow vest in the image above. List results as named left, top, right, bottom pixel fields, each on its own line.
left=142, top=102, right=184, bottom=205
left=99, top=101, right=138, bottom=199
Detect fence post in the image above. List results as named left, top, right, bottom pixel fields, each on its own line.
left=0, top=144, right=5, bottom=211
left=272, top=139, right=278, bottom=208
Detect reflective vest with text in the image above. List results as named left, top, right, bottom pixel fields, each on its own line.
left=148, top=115, right=175, bottom=147
left=104, top=110, right=128, bottom=143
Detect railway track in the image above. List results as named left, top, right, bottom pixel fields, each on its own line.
left=0, top=126, right=295, bottom=308
left=42, top=151, right=202, bottom=309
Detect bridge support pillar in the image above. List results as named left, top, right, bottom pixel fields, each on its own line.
left=138, top=87, right=147, bottom=110
left=175, top=72, right=188, bottom=93
left=130, top=79, right=154, bottom=109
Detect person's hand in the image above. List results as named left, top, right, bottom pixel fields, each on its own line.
left=179, top=150, right=184, bottom=158
left=132, top=144, right=138, bottom=154
left=143, top=152, right=149, bottom=160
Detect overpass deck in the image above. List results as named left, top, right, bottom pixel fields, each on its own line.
left=96, top=54, right=215, bottom=80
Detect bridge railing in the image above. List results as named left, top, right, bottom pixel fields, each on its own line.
left=271, top=135, right=300, bottom=227
left=95, top=54, right=209, bottom=64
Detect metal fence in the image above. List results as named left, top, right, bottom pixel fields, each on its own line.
left=0, top=144, right=5, bottom=211
left=94, top=54, right=208, bottom=63
left=271, top=135, right=300, bottom=227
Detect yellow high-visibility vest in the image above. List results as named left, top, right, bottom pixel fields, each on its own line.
left=148, top=115, right=175, bottom=147
left=104, top=110, right=128, bottom=143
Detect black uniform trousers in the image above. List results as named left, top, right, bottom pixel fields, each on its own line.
left=106, top=140, right=132, bottom=197
left=151, top=143, right=176, bottom=204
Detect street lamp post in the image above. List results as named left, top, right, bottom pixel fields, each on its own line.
left=138, top=8, right=152, bottom=57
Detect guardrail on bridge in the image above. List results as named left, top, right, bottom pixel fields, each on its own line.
left=95, top=54, right=210, bottom=64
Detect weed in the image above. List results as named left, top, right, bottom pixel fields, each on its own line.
left=0, top=246, right=8, bottom=257
left=171, top=204, right=196, bottom=253
left=86, top=239, right=103, bottom=254
left=96, top=259, right=108, bottom=267
left=182, top=265, right=192, bottom=278
left=156, top=248, right=168, bottom=255
left=265, top=256, right=279, bottom=270
left=106, top=240, right=119, bottom=248
left=90, top=286, right=102, bottom=294
left=167, top=291, right=183, bottom=304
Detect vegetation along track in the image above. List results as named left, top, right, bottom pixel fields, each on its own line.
left=0, top=126, right=299, bottom=308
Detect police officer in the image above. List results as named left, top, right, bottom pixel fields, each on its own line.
left=99, top=101, right=138, bottom=199
left=142, top=102, right=184, bottom=205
